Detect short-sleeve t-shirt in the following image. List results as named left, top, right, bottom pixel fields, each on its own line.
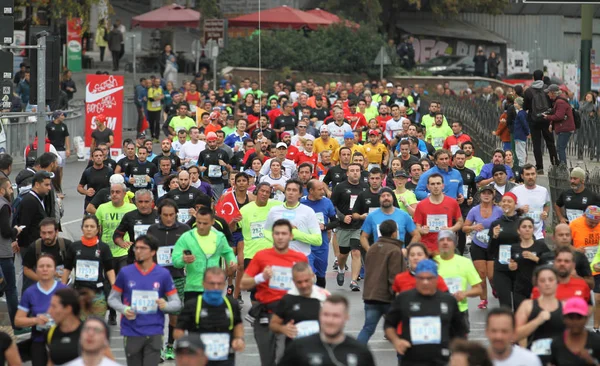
left=556, top=187, right=600, bottom=222
left=48, top=323, right=83, bottom=365
left=91, top=128, right=114, bottom=146
left=493, top=346, right=543, bottom=366
left=569, top=215, right=600, bottom=266
left=64, top=239, right=114, bottom=291
left=46, top=122, right=70, bottom=151
left=361, top=208, right=416, bottom=242
left=550, top=331, right=600, bottom=366
left=95, top=202, right=137, bottom=257
left=434, top=254, right=482, bottom=312
left=413, top=196, right=462, bottom=252
left=531, top=276, right=591, bottom=304
left=465, top=205, right=503, bottom=249
left=18, top=280, right=67, bottom=342
left=395, top=190, right=418, bottom=215
left=510, top=185, right=550, bottom=240
left=113, top=263, right=177, bottom=337
left=239, top=200, right=284, bottom=259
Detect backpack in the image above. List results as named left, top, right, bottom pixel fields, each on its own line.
left=572, top=107, right=581, bottom=129
left=195, top=294, right=234, bottom=330
left=11, top=191, right=26, bottom=226
left=25, top=142, right=51, bottom=167
left=530, top=88, right=551, bottom=123
left=35, top=237, right=67, bottom=262
left=102, top=27, right=109, bottom=42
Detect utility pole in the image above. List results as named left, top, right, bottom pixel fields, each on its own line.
left=580, top=4, right=594, bottom=99
left=36, top=32, right=47, bottom=157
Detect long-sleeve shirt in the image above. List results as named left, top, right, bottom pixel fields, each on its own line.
left=264, top=203, right=322, bottom=256
left=475, top=163, right=514, bottom=183
left=415, top=166, right=464, bottom=200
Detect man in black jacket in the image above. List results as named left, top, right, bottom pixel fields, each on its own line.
left=15, top=170, right=52, bottom=294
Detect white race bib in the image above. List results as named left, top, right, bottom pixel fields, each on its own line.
left=315, top=213, right=325, bottom=225
left=525, top=209, right=542, bottom=223
left=499, top=244, right=511, bottom=265
left=250, top=221, right=266, bottom=240
left=131, top=290, right=158, bottom=314
left=177, top=209, right=191, bottom=224
left=157, top=185, right=166, bottom=198
left=426, top=214, right=447, bottom=232
left=200, top=333, right=230, bottom=361
left=296, top=320, right=320, bottom=338
left=410, top=316, right=441, bottom=345
left=349, top=195, right=358, bottom=210
left=566, top=209, right=584, bottom=222
left=462, top=185, right=469, bottom=199
left=433, top=138, right=444, bottom=148
left=75, top=260, right=99, bottom=281
left=450, top=145, right=460, bottom=155
left=367, top=163, right=380, bottom=172
left=530, top=338, right=552, bottom=356
left=133, top=175, right=147, bottom=188
left=157, top=246, right=174, bottom=266
left=269, top=266, right=293, bottom=291
left=134, top=225, right=150, bottom=240
left=475, top=229, right=490, bottom=244
left=445, top=277, right=462, bottom=294
left=151, top=100, right=161, bottom=108
left=585, top=246, right=598, bottom=263
left=208, top=164, right=222, bottom=178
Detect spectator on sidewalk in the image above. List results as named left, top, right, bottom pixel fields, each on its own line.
left=513, top=97, right=530, bottom=166
left=107, top=24, right=123, bottom=71
left=544, top=84, right=576, bottom=166
left=493, top=95, right=513, bottom=151
left=94, top=18, right=108, bottom=62
left=17, top=69, right=30, bottom=106
left=60, top=70, right=76, bottom=101
left=473, top=47, right=487, bottom=77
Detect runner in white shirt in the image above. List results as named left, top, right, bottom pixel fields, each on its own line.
left=260, top=142, right=297, bottom=179
left=259, top=159, right=289, bottom=201
left=385, top=104, right=409, bottom=144
left=327, top=108, right=352, bottom=145
left=171, top=130, right=188, bottom=154
left=178, top=127, right=206, bottom=168
left=510, top=164, right=550, bottom=240
left=486, top=307, right=542, bottom=366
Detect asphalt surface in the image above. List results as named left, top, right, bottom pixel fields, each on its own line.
left=6, top=158, right=498, bottom=366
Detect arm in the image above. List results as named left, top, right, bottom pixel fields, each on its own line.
left=359, top=231, right=371, bottom=252
left=107, top=287, right=128, bottom=314
left=553, top=203, right=567, bottom=223
left=408, top=229, right=421, bottom=244
left=515, top=300, right=546, bottom=341
left=15, top=309, right=45, bottom=328
left=161, top=292, right=182, bottom=313
left=414, top=174, right=429, bottom=200
left=23, top=266, right=38, bottom=282
left=107, top=135, right=114, bottom=148
left=448, top=216, right=464, bottom=233
left=292, top=228, right=322, bottom=246
left=5, top=339, right=21, bottom=366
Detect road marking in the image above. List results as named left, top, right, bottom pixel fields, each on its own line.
left=62, top=218, right=83, bottom=225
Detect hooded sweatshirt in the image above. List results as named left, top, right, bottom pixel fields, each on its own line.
left=487, top=213, right=521, bottom=272
left=363, top=236, right=406, bottom=303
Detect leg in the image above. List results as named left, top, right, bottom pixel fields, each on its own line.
left=30, top=341, right=48, bottom=366
left=331, top=231, right=340, bottom=258
left=337, top=245, right=350, bottom=287
left=593, top=275, right=600, bottom=329
left=0, top=258, right=18, bottom=328
left=493, top=267, right=513, bottom=308
left=233, top=241, right=244, bottom=300
left=357, top=303, right=389, bottom=344
left=212, top=183, right=224, bottom=200
left=144, top=334, right=163, bottom=366
left=530, top=125, right=544, bottom=170
left=473, top=260, right=488, bottom=301
left=541, top=122, right=559, bottom=165
left=350, top=249, right=362, bottom=281
left=312, top=246, right=329, bottom=288
left=124, top=336, right=145, bottom=366
left=556, top=132, right=572, bottom=165
left=108, top=256, right=128, bottom=322
left=253, top=319, right=277, bottom=366
left=14, top=251, right=23, bottom=296
left=502, top=141, right=511, bottom=152
left=456, top=230, right=466, bottom=256
left=515, top=140, right=527, bottom=166
left=99, top=46, right=105, bottom=62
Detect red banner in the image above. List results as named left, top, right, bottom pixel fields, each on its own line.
left=85, top=74, right=124, bottom=158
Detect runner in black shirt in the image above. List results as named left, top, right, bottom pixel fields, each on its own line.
left=310, top=99, right=329, bottom=124
left=554, top=167, right=600, bottom=223
left=405, top=162, right=422, bottom=192
left=331, top=166, right=369, bottom=232
left=46, top=112, right=70, bottom=152
left=251, top=115, right=278, bottom=143
left=77, top=148, right=112, bottom=211
left=115, top=141, right=137, bottom=174
left=123, top=146, right=158, bottom=193
left=163, top=170, right=204, bottom=223
left=86, top=143, right=117, bottom=171
left=152, top=139, right=181, bottom=171
left=198, top=133, right=231, bottom=198
left=384, top=259, right=467, bottom=366
left=279, top=294, right=375, bottom=366
left=274, top=102, right=297, bottom=135
left=323, top=146, right=352, bottom=194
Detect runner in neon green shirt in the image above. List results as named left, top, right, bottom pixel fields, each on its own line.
left=239, top=184, right=283, bottom=260
left=425, top=113, right=453, bottom=150
left=392, top=170, right=417, bottom=216
left=95, top=183, right=136, bottom=258
left=463, top=141, right=485, bottom=175
left=168, top=105, right=196, bottom=140
left=435, top=231, right=482, bottom=315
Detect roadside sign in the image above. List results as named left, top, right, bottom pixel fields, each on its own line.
left=374, top=46, right=391, bottom=66
left=204, top=19, right=227, bottom=48
left=1, top=79, right=12, bottom=108
left=0, top=49, right=12, bottom=80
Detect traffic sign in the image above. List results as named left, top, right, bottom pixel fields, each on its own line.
left=374, top=46, right=392, bottom=66
left=1, top=79, right=12, bottom=108
left=204, top=19, right=227, bottom=48
left=0, top=50, right=12, bottom=80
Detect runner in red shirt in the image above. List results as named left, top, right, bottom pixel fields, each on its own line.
left=240, top=218, right=308, bottom=366
left=392, top=243, right=448, bottom=294
left=413, top=173, right=463, bottom=253
left=531, top=246, right=592, bottom=304
left=442, top=121, right=472, bottom=156
left=345, top=100, right=367, bottom=141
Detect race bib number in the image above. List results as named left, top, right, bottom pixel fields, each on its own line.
left=450, top=145, right=460, bottom=155
left=445, top=277, right=462, bottom=294
left=131, top=290, right=158, bottom=314
left=157, top=246, right=174, bottom=266
left=530, top=338, right=552, bottom=356
left=462, top=185, right=469, bottom=199
left=566, top=209, right=584, bottom=222
left=349, top=195, right=358, bottom=210
left=585, top=246, right=598, bottom=263
left=177, top=209, right=191, bottom=223
left=250, top=221, right=266, bottom=240
left=296, top=320, right=320, bottom=338
left=151, top=100, right=161, bottom=108
left=367, top=163, right=380, bottom=172
left=475, top=229, right=490, bottom=244
left=433, top=138, right=444, bottom=148
left=499, top=245, right=511, bottom=265
left=368, top=207, right=378, bottom=214
left=315, top=213, right=325, bottom=225
left=525, top=209, right=542, bottom=223
left=133, top=175, right=147, bottom=188
left=410, top=316, right=441, bottom=345
left=426, top=214, right=447, bottom=232
left=208, top=164, right=222, bottom=178
left=134, top=225, right=150, bottom=240
left=200, top=333, right=230, bottom=361
left=189, top=104, right=197, bottom=113
left=157, top=185, right=166, bottom=198
left=269, top=266, right=293, bottom=291
left=75, top=260, right=99, bottom=281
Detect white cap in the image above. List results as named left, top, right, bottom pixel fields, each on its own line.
left=110, top=174, right=125, bottom=184
left=386, top=82, right=394, bottom=88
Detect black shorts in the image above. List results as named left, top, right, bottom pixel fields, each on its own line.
left=470, top=244, right=491, bottom=262
left=594, top=275, right=600, bottom=294
left=244, top=258, right=257, bottom=301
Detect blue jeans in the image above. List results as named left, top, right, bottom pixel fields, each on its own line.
left=0, top=258, right=18, bottom=328
left=357, top=302, right=390, bottom=344
left=556, top=132, right=572, bottom=164
left=502, top=141, right=511, bottom=152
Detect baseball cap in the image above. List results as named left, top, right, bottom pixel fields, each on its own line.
left=319, top=125, right=329, bottom=133
left=393, top=170, right=409, bottom=178
left=386, top=82, right=394, bottom=88
left=276, top=142, right=288, bottom=149
left=95, top=114, right=106, bottom=122
left=415, top=259, right=438, bottom=276
left=52, top=110, right=64, bottom=119
left=281, top=131, right=291, bottom=138
left=174, top=335, right=205, bottom=353
left=206, top=132, right=218, bottom=141
left=136, top=132, right=146, bottom=139
left=379, top=187, right=395, bottom=197
left=563, top=297, right=589, bottom=317
left=244, top=169, right=256, bottom=177
left=368, top=129, right=380, bottom=136
left=438, top=230, right=456, bottom=243
left=479, top=184, right=495, bottom=194
left=570, top=167, right=585, bottom=180
left=109, top=174, right=125, bottom=185
left=585, top=205, right=600, bottom=220
left=343, top=131, right=354, bottom=139
left=544, top=84, right=560, bottom=93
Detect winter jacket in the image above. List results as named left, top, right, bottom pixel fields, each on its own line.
left=362, top=236, right=406, bottom=303
left=513, top=110, right=531, bottom=141
left=147, top=221, right=190, bottom=279
left=546, top=96, right=576, bottom=133
left=494, top=112, right=511, bottom=143
left=107, top=29, right=123, bottom=52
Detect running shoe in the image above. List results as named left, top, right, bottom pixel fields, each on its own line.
left=357, top=275, right=363, bottom=281
left=336, top=272, right=345, bottom=286
left=108, top=313, right=117, bottom=326
left=164, top=345, right=175, bottom=360
left=350, top=281, right=360, bottom=292
left=478, top=300, right=488, bottom=309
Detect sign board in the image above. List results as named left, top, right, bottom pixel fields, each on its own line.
left=85, top=74, right=124, bottom=158
left=0, top=49, right=12, bottom=80
left=374, top=46, right=392, bottom=66
left=0, top=79, right=11, bottom=108
left=0, top=17, right=13, bottom=45
left=66, top=18, right=82, bottom=72
left=204, top=19, right=226, bottom=48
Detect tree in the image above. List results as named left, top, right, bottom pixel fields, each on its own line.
left=17, top=0, right=111, bottom=32
left=316, top=0, right=509, bottom=40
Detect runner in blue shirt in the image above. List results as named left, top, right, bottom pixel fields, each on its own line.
left=415, top=149, right=464, bottom=200
left=108, top=235, right=182, bottom=366
left=301, top=179, right=340, bottom=287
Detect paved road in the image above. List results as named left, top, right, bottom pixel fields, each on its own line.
left=8, top=159, right=495, bottom=365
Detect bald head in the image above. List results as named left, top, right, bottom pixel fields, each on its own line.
left=307, top=179, right=325, bottom=200
left=553, top=223, right=572, bottom=246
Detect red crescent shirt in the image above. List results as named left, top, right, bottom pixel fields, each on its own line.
left=531, top=276, right=591, bottom=304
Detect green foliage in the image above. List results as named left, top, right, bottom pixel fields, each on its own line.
left=219, top=24, right=405, bottom=78
left=17, top=0, right=111, bottom=32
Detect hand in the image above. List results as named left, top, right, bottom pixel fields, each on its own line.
left=393, top=339, right=412, bottom=355
left=86, top=188, right=95, bottom=197
left=521, top=205, right=530, bottom=214
left=231, top=337, right=245, bottom=352
left=36, top=314, right=50, bottom=326
left=537, top=310, right=551, bottom=323
left=548, top=125, right=553, bottom=132
left=228, top=261, right=238, bottom=274
left=156, top=298, right=167, bottom=310
left=522, top=251, right=539, bottom=262
left=263, top=266, right=273, bottom=281
left=183, top=254, right=195, bottom=264
left=188, top=208, right=197, bottom=217
left=199, top=166, right=207, bottom=172
left=420, top=226, right=430, bottom=235
left=343, top=215, right=352, bottom=224
left=128, top=176, right=134, bottom=183
left=11, top=241, right=19, bottom=253
left=492, top=131, right=497, bottom=136
left=467, top=197, right=473, bottom=206
left=492, top=225, right=501, bottom=239
left=319, top=223, right=325, bottom=231
left=457, top=194, right=464, bottom=205
left=472, top=224, right=485, bottom=232
left=559, top=217, right=567, bottom=224
left=119, top=241, right=133, bottom=249
left=219, top=159, right=227, bottom=167
left=124, top=307, right=136, bottom=320
left=508, top=259, right=518, bottom=271
left=454, top=291, right=466, bottom=302
left=594, top=263, right=600, bottom=272
left=231, top=216, right=242, bottom=224
left=578, top=348, right=597, bottom=365
left=145, top=176, right=151, bottom=183
left=66, top=150, right=71, bottom=158
left=282, top=320, right=298, bottom=339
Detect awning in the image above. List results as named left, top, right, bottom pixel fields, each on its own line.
left=396, top=19, right=508, bottom=44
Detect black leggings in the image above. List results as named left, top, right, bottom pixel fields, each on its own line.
left=493, top=267, right=517, bottom=310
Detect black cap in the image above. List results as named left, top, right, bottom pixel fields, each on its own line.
left=380, top=187, right=395, bottom=196
left=479, top=184, right=495, bottom=193
left=136, top=132, right=146, bottom=139
left=491, top=164, right=506, bottom=175
left=393, top=170, right=409, bottom=178
left=175, top=334, right=205, bottom=352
